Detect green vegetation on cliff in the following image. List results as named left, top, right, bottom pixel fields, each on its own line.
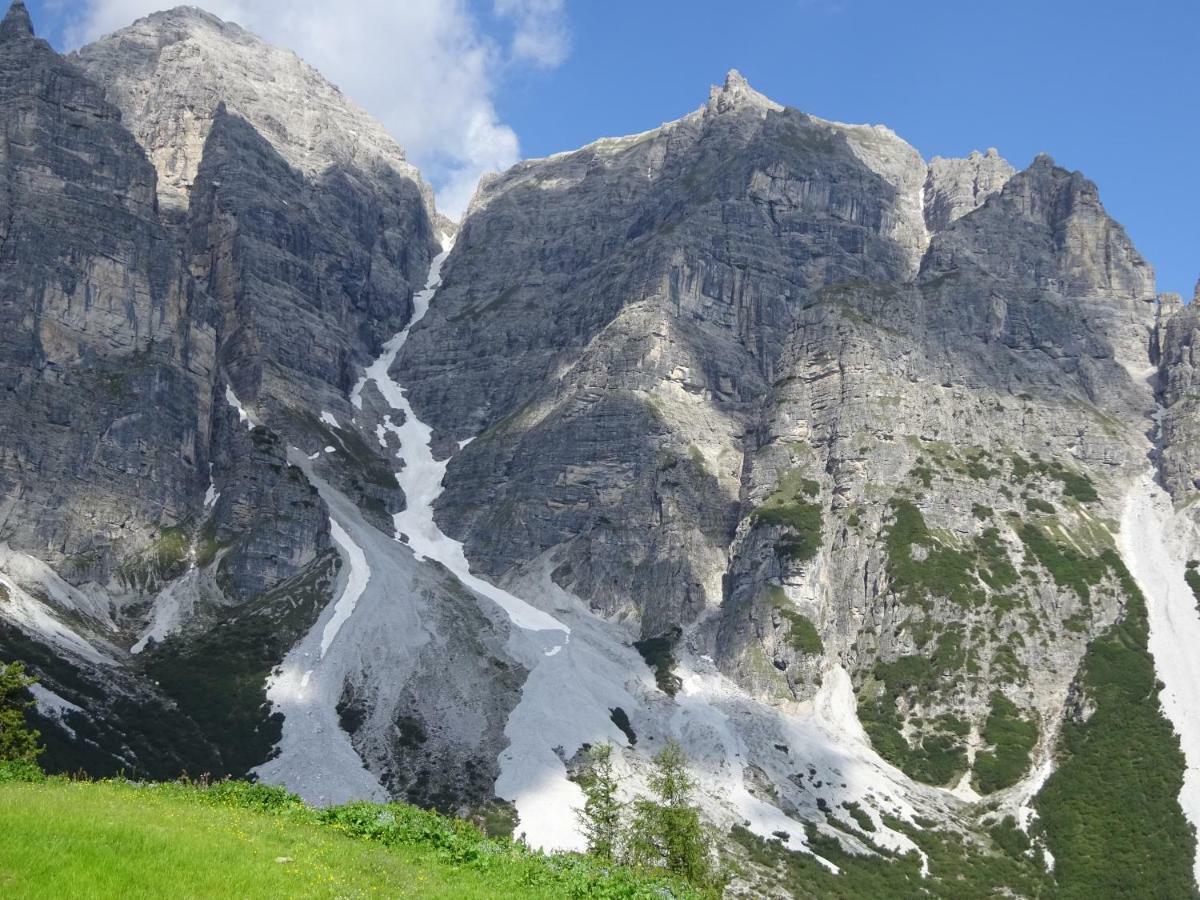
left=973, top=693, right=1038, bottom=795
left=1035, top=559, right=1197, bottom=899
left=752, top=471, right=823, bottom=563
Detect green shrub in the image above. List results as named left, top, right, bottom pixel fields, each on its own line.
left=0, top=759, right=45, bottom=783
left=1009, top=454, right=1098, bottom=502
left=842, top=801, right=875, bottom=832
left=988, top=816, right=1031, bottom=860
left=627, top=741, right=723, bottom=891
left=1017, top=525, right=1107, bottom=600
left=1186, top=562, right=1200, bottom=613
left=633, top=634, right=682, bottom=697
left=0, top=661, right=42, bottom=765
left=973, top=693, right=1038, bottom=794
left=752, top=471, right=823, bottom=563
left=858, top=655, right=967, bottom=786
left=1036, top=564, right=1196, bottom=899
left=577, top=743, right=622, bottom=861
left=884, top=501, right=982, bottom=608
left=779, top=608, right=823, bottom=655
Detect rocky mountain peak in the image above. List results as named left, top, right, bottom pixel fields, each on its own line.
left=0, top=1, right=34, bottom=42
left=74, top=7, right=437, bottom=223
left=707, top=67, right=783, bottom=115
left=924, top=146, right=1015, bottom=231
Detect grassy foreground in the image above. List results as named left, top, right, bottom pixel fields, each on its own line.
left=0, top=774, right=701, bottom=899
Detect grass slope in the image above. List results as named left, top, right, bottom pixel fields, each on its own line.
left=0, top=778, right=701, bottom=899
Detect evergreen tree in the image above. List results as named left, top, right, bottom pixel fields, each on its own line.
left=0, top=660, right=42, bottom=763
left=577, top=742, right=623, bottom=860
left=628, top=739, right=714, bottom=886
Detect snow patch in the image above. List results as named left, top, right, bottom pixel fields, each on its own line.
left=225, top=386, right=257, bottom=429
left=319, top=518, right=371, bottom=658
left=0, top=573, right=111, bottom=665
left=131, top=568, right=202, bottom=655
left=28, top=684, right=83, bottom=738
left=320, top=411, right=341, bottom=430
left=350, top=238, right=568, bottom=638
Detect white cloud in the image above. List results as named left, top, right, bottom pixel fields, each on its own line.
left=64, top=0, right=570, bottom=219
left=494, top=0, right=569, bottom=68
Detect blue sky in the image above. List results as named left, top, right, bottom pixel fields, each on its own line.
left=27, top=0, right=1199, bottom=296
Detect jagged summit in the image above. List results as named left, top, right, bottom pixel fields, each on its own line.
left=707, top=67, right=783, bottom=115
left=0, top=0, right=33, bottom=41
left=74, top=7, right=437, bottom=224
left=1029, top=151, right=1057, bottom=169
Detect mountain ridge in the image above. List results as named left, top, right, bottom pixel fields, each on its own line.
left=0, top=4, right=1197, bottom=896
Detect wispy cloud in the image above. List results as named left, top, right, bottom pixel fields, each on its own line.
left=494, top=0, right=570, bottom=68
left=64, top=0, right=572, bottom=218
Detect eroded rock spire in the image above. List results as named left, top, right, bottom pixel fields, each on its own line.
left=0, top=0, right=34, bottom=41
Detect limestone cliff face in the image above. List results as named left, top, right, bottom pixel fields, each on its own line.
left=77, top=7, right=441, bottom=424
left=73, top=7, right=438, bottom=225
left=718, top=153, right=1157, bottom=741
left=0, top=0, right=214, bottom=579
left=1157, top=284, right=1200, bottom=499
left=0, top=3, right=440, bottom=781
left=399, top=72, right=939, bottom=635
left=398, top=70, right=1159, bottom=792
left=924, top=148, right=1015, bottom=231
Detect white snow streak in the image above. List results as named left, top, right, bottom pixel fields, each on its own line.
left=1120, top=472, right=1200, bottom=884
left=131, top=569, right=201, bottom=654
left=28, top=684, right=83, bottom=739
left=0, top=573, right=110, bottom=665
left=320, top=411, right=341, bottom=430
left=320, top=518, right=371, bottom=657
left=352, top=238, right=568, bottom=638
left=225, top=386, right=257, bottom=429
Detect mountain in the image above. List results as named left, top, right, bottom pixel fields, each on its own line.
left=1, top=4, right=1198, bottom=896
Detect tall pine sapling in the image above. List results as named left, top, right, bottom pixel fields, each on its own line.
left=628, top=739, right=717, bottom=887
left=0, top=660, right=42, bottom=764
left=577, top=742, right=623, bottom=860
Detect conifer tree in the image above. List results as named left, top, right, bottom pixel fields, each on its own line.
left=0, top=660, right=42, bottom=764
left=577, top=742, right=623, bottom=861
left=628, top=739, right=713, bottom=885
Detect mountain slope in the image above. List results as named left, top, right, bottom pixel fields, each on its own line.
left=0, top=5, right=1197, bottom=896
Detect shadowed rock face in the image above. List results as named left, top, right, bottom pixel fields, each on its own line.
left=1157, top=284, right=1200, bottom=498
left=397, top=71, right=1155, bottom=656
left=73, top=6, right=439, bottom=227
left=78, top=6, right=442, bottom=418
left=0, top=1, right=215, bottom=576
left=0, top=4, right=438, bottom=784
